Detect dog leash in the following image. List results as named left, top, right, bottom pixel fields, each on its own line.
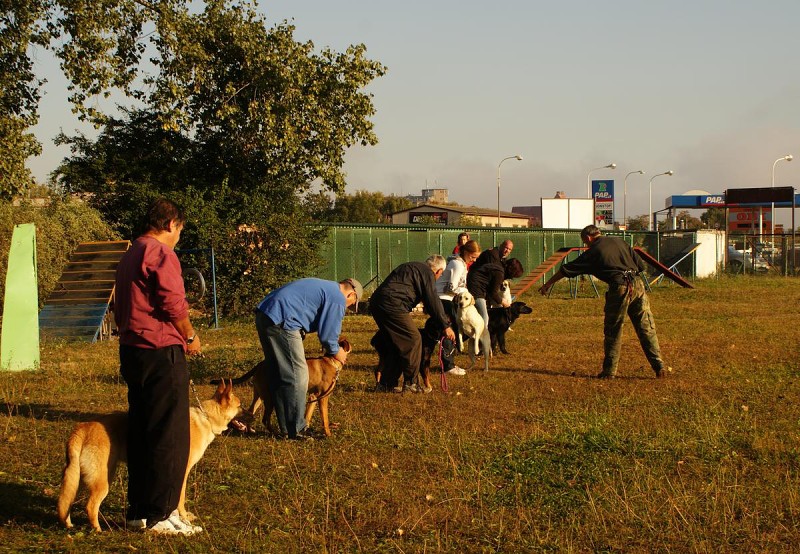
left=189, top=379, right=209, bottom=417
left=438, top=337, right=449, bottom=393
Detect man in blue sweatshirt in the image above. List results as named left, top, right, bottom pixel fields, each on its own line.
left=255, top=277, right=362, bottom=439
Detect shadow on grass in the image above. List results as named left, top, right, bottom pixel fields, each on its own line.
left=0, top=402, right=111, bottom=423
left=0, top=479, right=57, bottom=527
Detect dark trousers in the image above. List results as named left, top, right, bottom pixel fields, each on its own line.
left=437, top=300, right=457, bottom=371
left=120, top=344, right=190, bottom=524
left=371, top=307, right=421, bottom=388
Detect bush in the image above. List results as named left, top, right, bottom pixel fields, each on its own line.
left=0, top=195, right=118, bottom=317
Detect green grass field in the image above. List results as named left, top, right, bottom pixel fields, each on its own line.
left=1, top=276, right=798, bottom=552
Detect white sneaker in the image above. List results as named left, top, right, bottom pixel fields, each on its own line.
left=127, top=518, right=147, bottom=530
left=446, top=367, right=466, bottom=376
left=147, top=510, right=202, bottom=535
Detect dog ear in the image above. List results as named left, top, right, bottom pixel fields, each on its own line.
left=214, top=379, right=226, bottom=398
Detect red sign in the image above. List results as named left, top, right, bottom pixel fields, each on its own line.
left=728, top=207, right=771, bottom=233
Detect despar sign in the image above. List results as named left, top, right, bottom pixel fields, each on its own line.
left=701, top=195, right=725, bottom=207
left=410, top=211, right=448, bottom=224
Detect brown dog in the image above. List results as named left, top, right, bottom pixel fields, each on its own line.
left=57, top=381, right=241, bottom=531
left=229, top=337, right=351, bottom=437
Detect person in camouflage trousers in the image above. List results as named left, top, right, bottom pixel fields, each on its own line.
left=538, top=225, right=670, bottom=379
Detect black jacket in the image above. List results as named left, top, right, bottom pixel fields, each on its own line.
left=561, top=236, right=645, bottom=286
left=467, top=262, right=505, bottom=305
left=369, top=262, right=449, bottom=328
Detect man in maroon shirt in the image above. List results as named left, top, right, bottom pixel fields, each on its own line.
left=115, top=198, right=202, bottom=535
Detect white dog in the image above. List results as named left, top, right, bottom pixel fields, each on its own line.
left=490, top=280, right=513, bottom=308
left=453, top=291, right=485, bottom=359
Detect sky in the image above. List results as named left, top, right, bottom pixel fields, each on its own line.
left=27, top=0, right=800, bottom=224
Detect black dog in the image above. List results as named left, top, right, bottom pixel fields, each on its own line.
left=488, top=301, right=533, bottom=354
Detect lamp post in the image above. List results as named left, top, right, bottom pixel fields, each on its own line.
left=623, top=170, right=645, bottom=229
left=648, top=170, right=674, bottom=231
left=768, top=154, right=793, bottom=240
left=497, top=155, right=523, bottom=227
left=587, top=163, right=616, bottom=199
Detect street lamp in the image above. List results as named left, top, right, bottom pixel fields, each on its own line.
left=768, top=154, right=793, bottom=239
left=648, top=170, right=674, bottom=231
left=623, top=170, right=645, bottom=229
left=497, top=155, right=523, bottom=227
left=587, top=163, right=616, bottom=198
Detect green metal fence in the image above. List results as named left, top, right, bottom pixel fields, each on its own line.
left=314, top=224, right=687, bottom=295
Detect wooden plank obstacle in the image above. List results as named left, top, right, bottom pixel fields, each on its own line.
left=39, top=241, right=130, bottom=342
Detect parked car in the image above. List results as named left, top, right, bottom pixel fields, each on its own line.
left=727, top=245, right=769, bottom=272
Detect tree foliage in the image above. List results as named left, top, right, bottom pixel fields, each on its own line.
left=0, top=0, right=47, bottom=198
left=328, top=190, right=412, bottom=224
left=701, top=208, right=726, bottom=230
left=626, top=215, right=649, bottom=231
left=674, top=210, right=703, bottom=230
left=50, top=2, right=385, bottom=315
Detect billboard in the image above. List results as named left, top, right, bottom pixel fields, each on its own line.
left=541, top=198, right=594, bottom=229
left=592, top=179, right=614, bottom=229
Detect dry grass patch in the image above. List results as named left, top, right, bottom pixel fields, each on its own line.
left=0, top=275, right=799, bottom=552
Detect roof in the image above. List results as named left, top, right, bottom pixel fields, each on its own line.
left=391, top=203, right=528, bottom=219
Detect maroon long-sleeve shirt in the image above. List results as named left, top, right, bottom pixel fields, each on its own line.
left=114, top=235, right=189, bottom=349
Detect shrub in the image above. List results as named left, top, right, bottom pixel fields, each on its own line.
left=0, top=194, right=118, bottom=317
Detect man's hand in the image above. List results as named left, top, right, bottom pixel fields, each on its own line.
left=444, top=326, right=456, bottom=341
left=187, top=335, right=202, bottom=356
left=501, top=300, right=511, bottom=308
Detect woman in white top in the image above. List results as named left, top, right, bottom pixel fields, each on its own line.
left=435, top=240, right=480, bottom=375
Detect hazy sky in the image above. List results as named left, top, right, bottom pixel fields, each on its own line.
left=28, top=0, right=800, bottom=223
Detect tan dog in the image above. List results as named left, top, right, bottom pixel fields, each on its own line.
left=230, top=337, right=351, bottom=437
left=57, top=380, right=241, bottom=531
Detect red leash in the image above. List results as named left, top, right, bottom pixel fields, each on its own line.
left=438, top=337, right=449, bottom=393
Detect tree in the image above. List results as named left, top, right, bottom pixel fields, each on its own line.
left=701, top=208, right=726, bottom=230
left=626, top=215, right=649, bottom=231
left=0, top=0, right=47, bottom=197
left=674, top=210, right=703, bottom=230
left=328, top=190, right=412, bottom=224
left=53, top=3, right=386, bottom=315
left=5, top=1, right=385, bottom=196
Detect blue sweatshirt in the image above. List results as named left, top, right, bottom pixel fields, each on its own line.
left=255, top=278, right=346, bottom=355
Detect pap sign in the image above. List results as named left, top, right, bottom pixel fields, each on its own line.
left=591, top=180, right=614, bottom=229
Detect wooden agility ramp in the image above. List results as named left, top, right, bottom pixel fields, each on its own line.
left=510, top=247, right=583, bottom=297
left=633, top=247, right=693, bottom=288
left=510, top=244, right=694, bottom=298
left=39, top=241, right=130, bottom=342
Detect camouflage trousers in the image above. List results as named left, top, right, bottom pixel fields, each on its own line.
left=602, top=279, right=664, bottom=376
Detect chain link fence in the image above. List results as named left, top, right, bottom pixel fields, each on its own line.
left=314, top=224, right=684, bottom=296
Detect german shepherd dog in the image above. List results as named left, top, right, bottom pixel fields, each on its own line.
left=57, top=380, right=241, bottom=531
left=222, top=337, right=351, bottom=437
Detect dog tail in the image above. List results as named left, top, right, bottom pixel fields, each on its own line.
left=57, top=427, right=85, bottom=528
left=210, top=363, right=260, bottom=386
